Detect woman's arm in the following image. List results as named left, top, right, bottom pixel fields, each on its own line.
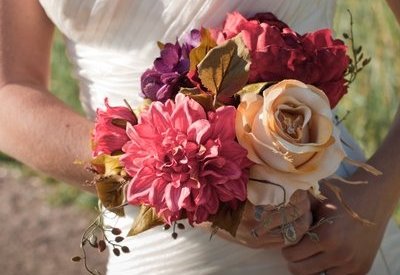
left=0, top=1, right=94, bottom=191
left=281, top=1, right=400, bottom=273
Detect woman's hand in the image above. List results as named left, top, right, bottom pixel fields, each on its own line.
left=214, top=190, right=312, bottom=249
left=281, top=181, right=389, bottom=275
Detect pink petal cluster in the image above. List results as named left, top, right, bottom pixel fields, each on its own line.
left=121, top=94, right=251, bottom=224
left=92, top=98, right=137, bottom=157
left=210, top=12, right=350, bottom=108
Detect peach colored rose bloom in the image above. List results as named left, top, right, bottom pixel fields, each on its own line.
left=235, top=80, right=346, bottom=206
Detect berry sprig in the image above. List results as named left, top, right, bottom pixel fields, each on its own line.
left=72, top=211, right=131, bottom=275
left=344, top=10, right=371, bottom=86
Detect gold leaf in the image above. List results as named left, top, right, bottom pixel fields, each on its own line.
left=189, top=28, right=217, bottom=72
left=343, top=157, right=382, bottom=176
left=323, top=180, right=374, bottom=226
left=127, top=205, right=164, bottom=236
left=198, top=34, right=251, bottom=97
left=95, top=174, right=127, bottom=217
left=209, top=201, right=246, bottom=237
left=179, top=87, right=215, bottom=111
left=91, top=155, right=123, bottom=176
left=238, top=82, right=270, bottom=96
left=157, top=41, right=165, bottom=50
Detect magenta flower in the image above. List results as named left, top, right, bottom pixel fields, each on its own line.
left=92, top=98, right=137, bottom=157
left=210, top=12, right=349, bottom=108
left=121, top=94, right=251, bottom=224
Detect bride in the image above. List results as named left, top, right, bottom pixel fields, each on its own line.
left=1, top=0, right=399, bottom=274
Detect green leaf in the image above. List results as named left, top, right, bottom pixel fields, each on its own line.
left=209, top=201, right=246, bottom=237
left=179, top=87, right=216, bottom=111
left=198, top=34, right=251, bottom=98
left=95, top=174, right=126, bottom=216
left=189, top=28, right=217, bottom=72
left=127, top=205, right=164, bottom=236
left=362, top=57, right=371, bottom=67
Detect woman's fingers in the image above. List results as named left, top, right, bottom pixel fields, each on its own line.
left=282, top=233, right=323, bottom=262
left=217, top=190, right=313, bottom=249
left=236, top=207, right=313, bottom=249
left=286, top=252, right=340, bottom=275
left=245, top=191, right=311, bottom=231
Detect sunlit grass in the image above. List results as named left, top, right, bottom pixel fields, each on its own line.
left=334, top=0, right=400, bottom=157
left=334, top=1, right=400, bottom=223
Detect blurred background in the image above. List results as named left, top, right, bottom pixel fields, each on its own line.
left=0, top=1, right=399, bottom=274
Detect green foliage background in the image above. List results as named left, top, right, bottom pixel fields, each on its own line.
left=334, top=1, right=400, bottom=223
left=0, top=1, right=399, bottom=221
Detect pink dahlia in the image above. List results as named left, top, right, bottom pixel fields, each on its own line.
left=121, top=94, right=251, bottom=224
left=92, top=98, right=137, bottom=157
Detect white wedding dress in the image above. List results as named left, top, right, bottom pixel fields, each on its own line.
left=38, top=1, right=400, bottom=274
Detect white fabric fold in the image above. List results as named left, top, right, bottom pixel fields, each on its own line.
left=37, top=0, right=399, bottom=274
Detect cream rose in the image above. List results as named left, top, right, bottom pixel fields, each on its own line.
left=236, top=79, right=346, bottom=206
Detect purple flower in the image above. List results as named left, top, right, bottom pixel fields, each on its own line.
left=141, top=30, right=201, bottom=102
left=141, top=69, right=181, bottom=102
left=183, top=29, right=201, bottom=51
left=141, top=42, right=189, bottom=102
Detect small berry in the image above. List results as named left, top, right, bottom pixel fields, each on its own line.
left=111, top=228, right=122, bottom=235
left=121, top=246, right=130, bottom=253
left=113, top=248, right=121, bottom=256
left=115, top=236, right=124, bottom=243
left=163, top=224, right=171, bottom=230
left=71, top=256, right=81, bottom=262
left=98, top=240, right=106, bottom=252
left=177, top=223, right=185, bottom=230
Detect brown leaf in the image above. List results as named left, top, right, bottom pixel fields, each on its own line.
left=198, top=35, right=250, bottom=98
left=127, top=205, right=164, bottom=236
left=179, top=87, right=215, bottom=111
left=189, top=28, right=217, bottom=72
left=95, top=175, right=126, bottom=217
left=111, top=118, right=128, bottom=129
left=209, top=201, right=246, bottom=237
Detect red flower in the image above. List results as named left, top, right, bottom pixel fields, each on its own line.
left=210, top=12, right=350, bottom=108
left=121, top=94, right=251, bottom=224
left=92, top=98, right=137, bottom=157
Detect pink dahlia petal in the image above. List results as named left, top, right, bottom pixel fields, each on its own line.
left=127, top=166, right=156, bottom=204
left=187, top=119, right=211, bottom=144
left=174, top=94, right=207, bottom=123
left=148, top=177, right=168, bottom=206
left=165, top=184, right=183, bottom=212
left=209, top=106, right=236, bottom=141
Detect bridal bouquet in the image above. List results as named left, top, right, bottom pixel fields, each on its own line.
left=75, top=11, right=379, bottom=273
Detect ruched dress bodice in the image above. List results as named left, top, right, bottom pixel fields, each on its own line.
left=38, top=0, right=336, bottom=119
left=38, top=1, right=400, bottom=274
